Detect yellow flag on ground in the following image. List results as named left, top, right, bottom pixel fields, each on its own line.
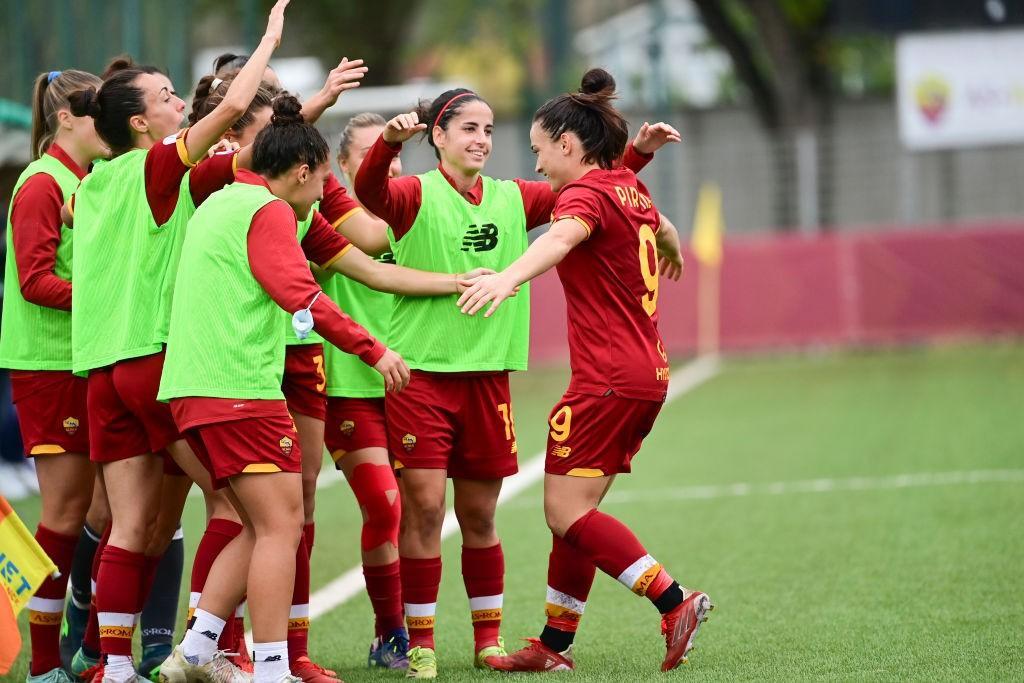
left=0, top=494, right=57, bottom=616
left=691, top=183, right=724, bottom=267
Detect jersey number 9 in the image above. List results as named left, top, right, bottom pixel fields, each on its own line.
left=638, top=224, right=659, bottom=317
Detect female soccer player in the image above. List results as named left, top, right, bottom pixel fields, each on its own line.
left=189, top=75, right=388, bottom=682
left=323, top=112, right=407, bottom=669
left=354, top=88, right=677, bottom=678
left=457, top=68, right=708, bottom=674
left=66, top=4, right=290, bottom=681
left=0, top=68, right=105, bottom=683
left=156, top=93, right=487, bottom=683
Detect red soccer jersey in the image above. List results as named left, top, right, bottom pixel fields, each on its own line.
left=552, top=167, right=669, bottom=402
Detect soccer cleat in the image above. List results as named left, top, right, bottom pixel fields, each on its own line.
left=60, top=601, right=91, bottom=671
left=405, top=647, right=437, bottom=679
left=70, top=648, right=101, bottom=681
left=228, top=628, right=253, bottom=674
left=473, top=636, right=507, bottom=669
left=26, top=667, right=76, bottom=683
left=367, top=629, right=410, bottom=669
left=660, top=590, right=713, bottom=672
left=482, top=638, right=574, bottom=673
left=290, top=656, right=340, bottom=683
left=138, top=644, right=172, bottom=682
left=98, top=665, right=147, bottom=683
left=157, top=645, right=251, bottom=683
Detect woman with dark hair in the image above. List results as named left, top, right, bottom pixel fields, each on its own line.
left=0, top=67, right=105, bottom=683
left=65, top=3, right=290, bottom=681
left=156, top=94, right=485, bottom=683
left=185, top=79, right=395, bottom=683
left=457, top=68, right=708, bottom=674
left=354, top=85, right=679, bottom=678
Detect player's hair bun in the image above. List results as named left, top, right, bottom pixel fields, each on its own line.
left=68, top=87, right=102, bottom=118
left=102, top=56, right=136, bottom=80
left=271, top=94, right=304, bottom=126
left=580, top=68, right=616, bottom=98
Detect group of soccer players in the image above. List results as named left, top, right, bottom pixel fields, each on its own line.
left=0, top=2, right=712, bottom=682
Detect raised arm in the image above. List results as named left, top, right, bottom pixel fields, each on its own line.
left=353, top=115, right=425, bottom=236
left=457, top=217, right=588, bottom=317
left=183, top=0, right=288, bottom=162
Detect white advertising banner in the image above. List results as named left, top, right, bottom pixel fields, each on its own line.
left=896, top=30, right=1024, bottom=150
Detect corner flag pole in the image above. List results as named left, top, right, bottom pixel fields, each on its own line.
left=691, top=183, right=724, bottom=358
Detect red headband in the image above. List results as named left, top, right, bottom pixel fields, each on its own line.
left=433, top=92, right=476, bottom=129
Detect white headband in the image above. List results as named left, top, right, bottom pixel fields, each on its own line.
left=211, top=77, right=224, bottom=90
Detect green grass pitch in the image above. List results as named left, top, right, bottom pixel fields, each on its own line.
left=6, top=342, right=1023, bottom=680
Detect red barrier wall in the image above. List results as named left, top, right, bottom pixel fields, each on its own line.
left=528, top=222, right=1024, bottom=363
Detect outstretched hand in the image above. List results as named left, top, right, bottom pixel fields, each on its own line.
left=633, top=121, right=682, bottom=155
left=457, top=273, right=519, bottom=317
left=318, top=58, right=368, bottom=106
left=383, top=112, right=428, bottom=144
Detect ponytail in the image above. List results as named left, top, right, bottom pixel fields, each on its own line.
left=30, top=69, right=102, bottom=160
left=533, top=68, right=628, bottom=169
left=68, top=55, right=161, bottom=156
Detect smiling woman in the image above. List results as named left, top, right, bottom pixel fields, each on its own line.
left=351, top=83, right=668, bottom=677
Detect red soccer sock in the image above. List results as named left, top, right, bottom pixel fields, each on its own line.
left=544, top=533, right=596, bottom=636
left=461, top=544, right=504, bottom=651
left=564, top=509, right=669, bottom=597
left=28, top=525, right=78, bottom=675
left=82, top=526, right=110, bottom=657
left=96, top=545, right=145, bottom=657
left=303, top=523, right=315, bottom=559
left=400, top=556, right=441, bottom=650
left=287, top=535, right=311, bottom=665
left=363, top=561, right=404, bottom=637
left=190, top=518, right=244, bottom=622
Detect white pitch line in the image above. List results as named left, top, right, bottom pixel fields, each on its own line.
left=303, top=354, right=722, bottom=621
left=502, top=468, right=1024, bottom=509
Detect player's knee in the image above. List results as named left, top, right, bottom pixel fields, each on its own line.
left=455, top=506, right=496, bottom=543
left=544, top=505, right=576, bottom=538
left=361, top=491, right=401, bottom=551
left=42, top=491, right=90, bottom=535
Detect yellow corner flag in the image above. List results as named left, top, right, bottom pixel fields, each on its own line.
left=0, top=494, right=57, bottom=615
left=691, top=182, right=724, bottom=267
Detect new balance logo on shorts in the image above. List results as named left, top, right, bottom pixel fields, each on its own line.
left=262, top=655, right=283, bottom=662
left=461, top=223, right=499, bottom=252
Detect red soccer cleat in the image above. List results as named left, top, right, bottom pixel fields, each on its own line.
left=483, top=638, right=574, bottom=673
left=229, top=627, right=254, bottom=674
left=80, top=663, right=102, bottom=682
left=291, top=655, right=341, bottom=682
left=661, top=590, right=714, bottom=671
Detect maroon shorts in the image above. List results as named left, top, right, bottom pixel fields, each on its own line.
left=9, top=371, right=89, bottom=456
left=544, top=392, right=664, bottom=477
left=325, top=397, right=387, bottom=464
left=385, top=371, right=518, bottom=480
left=282, top=344, right=327, bottom=421
left=87, top=352, right=181, bottom=463
left=183, top=407, right=301, bottom=489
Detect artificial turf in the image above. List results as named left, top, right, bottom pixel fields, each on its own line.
left=6, top=343, right=1023, bottom=681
